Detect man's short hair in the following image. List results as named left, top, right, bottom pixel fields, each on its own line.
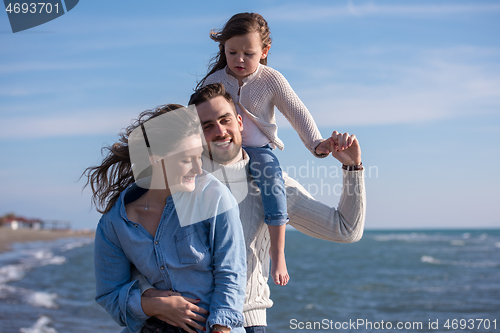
left=189, top=83, right=237, bottom=116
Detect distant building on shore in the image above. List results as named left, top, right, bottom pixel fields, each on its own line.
left=3, top=216, right=43, bottom=230
left=1, top=214, right=70, bottom=230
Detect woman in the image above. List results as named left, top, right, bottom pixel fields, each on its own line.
left=84, top=104, right=246, bottom=333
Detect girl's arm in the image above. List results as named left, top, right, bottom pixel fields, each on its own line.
left=208, top=201, right=246, bottom=331
left=94, top=217, right=149, bottom=333
left=270, top=69, right=326, bottom=157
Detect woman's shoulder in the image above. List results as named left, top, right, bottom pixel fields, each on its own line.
left=97, top=201, right=122, bottom=237
left=99, top=183, right=140, bottom=226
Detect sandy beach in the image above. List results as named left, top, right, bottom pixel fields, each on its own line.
left=0, top=227, right=94, bottom=253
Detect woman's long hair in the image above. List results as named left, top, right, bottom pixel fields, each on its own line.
left=82, top=104, right=201, bottom=214
left=196, top=12, right=272, bottom=89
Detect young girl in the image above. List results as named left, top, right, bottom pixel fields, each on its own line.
left=197, top=13, right=332, bottom=286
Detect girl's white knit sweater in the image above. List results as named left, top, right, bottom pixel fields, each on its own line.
left=203, top=64, right=325, bottom=157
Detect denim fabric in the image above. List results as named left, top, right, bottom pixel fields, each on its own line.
left=245, top=326, right=266, bottom=333
left=94, top=173, right=246, bottom=333
left=244, top=145, right=288, bottom=226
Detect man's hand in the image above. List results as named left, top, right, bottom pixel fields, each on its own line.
left=141, top=292, right=208, bottom=333
left=329, top=131, right=362, bottom=166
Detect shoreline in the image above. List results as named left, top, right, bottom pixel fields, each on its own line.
left=0, top=227, right=94, bottom=254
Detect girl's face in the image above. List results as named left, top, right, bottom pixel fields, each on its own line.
left=161, top=134, right=203, bottom=193
left=224, top=32, right=270, bottom=84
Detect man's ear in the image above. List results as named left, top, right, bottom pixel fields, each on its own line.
left=237, top=114, right=243, bottom=131
left=261, top=44, right=271, bottom=59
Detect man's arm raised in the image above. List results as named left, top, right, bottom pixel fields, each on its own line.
left=286, top=131, right=366, bottom=243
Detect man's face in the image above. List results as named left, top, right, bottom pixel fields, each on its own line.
left=196, top=96, right=243, bottom=165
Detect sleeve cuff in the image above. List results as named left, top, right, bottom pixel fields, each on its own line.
left=264, top=216, right=289, bottom=226
left=128, top=287, right=149, bottom=321
left=119, top=280, right=150, bottom=333
left=312, top=139, right=328, bottom=158
left=208, top=309, right=244, bottom=330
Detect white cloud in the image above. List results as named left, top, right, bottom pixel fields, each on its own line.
left=0, top=61, right=116, bottom=74
left=0, top=88, right=31, bottom=96
left=276, top=47, right=500, bottom=127
left=264, top=2, right=500, bottom=21
left=40, top=14, right=223, bottom=53
left=0, top=109, right=137, bottom=139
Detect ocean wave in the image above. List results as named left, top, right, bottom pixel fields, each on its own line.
left=0, top=262, right=28, bottom=284
left=374, top=233, right=451, bottom=242
left=26, top=291, right=58, bottom=309
left=421, top=255, right=499, bottom=268
left=57, top=297, right=95, bottom=308
left=0, top=238, right=93, bottom=285
left=33, top=250, right=52, bottom=260
left=373, top=232, right=497, bottom=245
left=0, top=283, right=18, bottom=299
left=44, top=255, right=66, bottom=265
left=421, top=255, right=441, bottom=264
left=34, top=250, right=67, bottom=265
left=0, top=283, right=59, bottom=308
left=20, top=316, right=58, bottom=333
left=0, top=251, right=66, bottom=284
left=60, top=238, right=94, bottom=252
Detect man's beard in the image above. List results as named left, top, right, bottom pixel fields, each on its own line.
left=207, top=138, right=241, bottom=164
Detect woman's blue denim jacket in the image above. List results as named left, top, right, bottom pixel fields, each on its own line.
left=94, top=172, right=246, bottom=333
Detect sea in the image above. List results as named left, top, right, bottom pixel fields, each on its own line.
left=0, top=229, right=499, bottom=333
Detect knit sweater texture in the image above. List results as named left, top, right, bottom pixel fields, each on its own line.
left=202, top=64, right=325, bottom=157
left=201, top=151, right=366, bottom=327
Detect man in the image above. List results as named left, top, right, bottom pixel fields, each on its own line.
left=141, top=83, right=366, bottom=333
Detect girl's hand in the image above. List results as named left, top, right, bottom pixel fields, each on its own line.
left=142, top=295, right=208, bottom=333
left=329, top=131, right=361, bottom=166
left=315, top=138, right=334, bottom=156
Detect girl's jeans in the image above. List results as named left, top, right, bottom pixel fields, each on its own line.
left=244, top=145, right=288, bottom=226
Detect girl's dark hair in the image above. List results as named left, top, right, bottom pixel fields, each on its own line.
left=196, top=12, right=272, bottom=89
left=82, top=104, right=200, bottom=214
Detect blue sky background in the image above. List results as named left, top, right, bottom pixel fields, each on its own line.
left=1, top=0, right=499, bottom=230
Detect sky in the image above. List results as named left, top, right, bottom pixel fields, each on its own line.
left=1, top=0, right=499, bottom=230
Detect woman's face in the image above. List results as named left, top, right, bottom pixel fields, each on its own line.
left=161, top=134, right=203, bottom=193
